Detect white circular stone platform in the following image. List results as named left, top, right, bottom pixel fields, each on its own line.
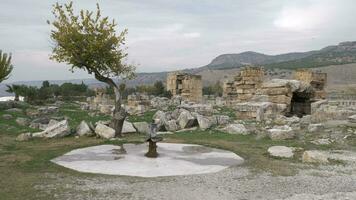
left=51, top=143, right=244, bottom=177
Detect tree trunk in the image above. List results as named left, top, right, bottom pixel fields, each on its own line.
left=14, top=94, right=19, bottom=101
left=110, top=86, right=127, bottom=137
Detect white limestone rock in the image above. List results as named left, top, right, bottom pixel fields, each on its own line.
left=223, top=124, right=249, bottom=135
left=268, top=146, right=294, bottom=158
left=76, top=120, right=94, bottom=136
left=95, top=123, right=115, bottom=139
left=302, top=150, right=329, bottom=164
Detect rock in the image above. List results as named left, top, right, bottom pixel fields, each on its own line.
left=197, top=115, right=215, bottom=130
left=121, top=121, right=137, bottom=134
left=223, top=124, right=249, bottom=135
left=133, top=122, right=150, bottom=134
left=215, top=115, right=230, bottom=126
left=311, top=138, right=332, bottom=145
left=5, top=108, right=22, bottom=113
left=308, top=123, right=324, bottom=132
left=2, top=114, right=13, bottom=120
left=267, top=125, right=294, bottom=140
left=177, top=110, right=196, bottom=129
left=157, top=131, right=174, bottom=135
left=76, top=121, right=94, bottom=136
left=95, top=120, right=111, bottom=126
left=31, top=117, right=50, bottom=125
left=32, top=120, right=71, bottom=138
left=15, top=117, right=30, bottom=126
left=164, top=120, right=179, bottom=132
left=16, top=132, right=32, bottom=141
left=348, top=114, right=356, bottom=123
left=268, top=146, right=294, bottom=158
left=302, top=150, right=329, bottom=164
left=38, top=106, right=59, bottom=114
left=95, top=123, right=116, bottom=139
left=99, top=104, right=114, bottom=115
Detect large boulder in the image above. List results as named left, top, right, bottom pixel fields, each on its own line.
left=32, top=120, right=71, bottom=138
left=302, top=150, right=329, bottom=164
left=121, top=121, right=137, bottom=134
left=267, top=125, right=294, bottom=140
left=268, top=146, right=294, bottom=158
left=16, top=117, right=30, bottom=126
left=133, top=122, right=150, bottom=134
left=197, top=115, right=216, bottom=130
left=76, top=121, right=94, bottom=136
left=222, top=124, right=249, bottom=135
left=95, top=123, right=115, bottom=139
left=177, top=110, right=196, bottom=129
left=164, top=120, right=179, bottom=132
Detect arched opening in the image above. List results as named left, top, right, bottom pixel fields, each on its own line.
left=288, top=91, right=313, bottom=117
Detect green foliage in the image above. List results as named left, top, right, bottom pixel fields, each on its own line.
left=11, top=82, right=94, bottom=104
left=6, top=84, right=21, bottom=101
left=203, top=81, right=223, bottom=96
left=0, top=50, right=13, bottom=83
left=153, top=81, right=165, bottom=96
left=49, top=1, right=135, bottom=85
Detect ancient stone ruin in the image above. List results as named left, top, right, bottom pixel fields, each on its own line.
left=167, top=72, right=203, bottom=103
left=126, top=93, right=151, bottom=115
left=86, top=88, right=114, bottom=115
left=223, top=67, right=327, bottom=120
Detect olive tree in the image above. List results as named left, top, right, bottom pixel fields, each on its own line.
left=0, top=50, right=13, bottom=83
left=49, top=2, right=135, bottom=136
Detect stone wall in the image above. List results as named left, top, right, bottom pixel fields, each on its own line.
left=86, top=88, right=115, bottom=115
left=223, top=67, right=264, bottom=105
left=294, top=69, right=327, bottom=100
left=126, top=93, right=150, bottom=115
left=223, top=67, right=327, bottom=120
left=167, top=72, right=203, bottom=103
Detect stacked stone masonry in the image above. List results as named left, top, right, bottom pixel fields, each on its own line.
left=167, top=72, right=203, bottom=103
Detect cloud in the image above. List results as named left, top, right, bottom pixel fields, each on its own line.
left=273, top=0, right=349, bottom=32
left=183, top=32, right=201, bottom=38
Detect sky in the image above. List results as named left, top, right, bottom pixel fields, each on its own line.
left=1, top=0, right=355, bottom=82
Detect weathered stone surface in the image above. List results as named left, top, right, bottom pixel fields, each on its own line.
left=32, top=120, right=71, bottom=138
left=215, top=115, right=230, bottom=126
left=95, top=123, right=115, bottom=139
left=197, top=115, right=214, bottom=130
left=133, top=122, right=150, bottom=134
left=167, top=72, right=203, bottom=103
left=311, top=138, right=332, bottom=145
left=302, top=150, right=329, bottom=164
left=267, top=125, right=294, bottom=140
left=15, top=117, right=30, bottom=126
left=16, top=132, right=32, bottom=141
left=164, top=120, right=179, bottom=132
left=223, top=124, right=249, bottom=135
left=268, top=146, right=294, bottom=158
left=38, top=106, right=59, bottom=114
left=122, top=121, right=137, bottom=134
left=76, top=121, right=94, bottom=136
left=5, top=108, right=22, bottom=113
left=348, top=114, right=356, bottom=123
left=177, top=110, right=196, bottom=129
left=308, top=123, right=324, bottom=132
left=2, top=114, right=13, bottom=120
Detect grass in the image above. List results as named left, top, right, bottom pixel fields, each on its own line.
left=127, top=109, right=156, bottom=123
left=1, top=102, right=354, bottom=199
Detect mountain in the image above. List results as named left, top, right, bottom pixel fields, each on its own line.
left=203, top=41, right=356, bottom=70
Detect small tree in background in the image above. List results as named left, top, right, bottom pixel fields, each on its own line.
left=6, top=84, right=21, bottom=101
left=49, top=2, right=135, bottom=136
left=153, top=81, right=165, bottom=96
left=0, top=50, right=13, bottom=83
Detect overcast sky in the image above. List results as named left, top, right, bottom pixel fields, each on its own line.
left=1, top=0, right=355, bottom=82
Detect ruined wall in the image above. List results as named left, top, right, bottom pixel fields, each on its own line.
left=294, top=69, right=327, bottom=100
left=223, top=67, right=264, bottom=105
left=167, top=72, right=203, bottom=103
